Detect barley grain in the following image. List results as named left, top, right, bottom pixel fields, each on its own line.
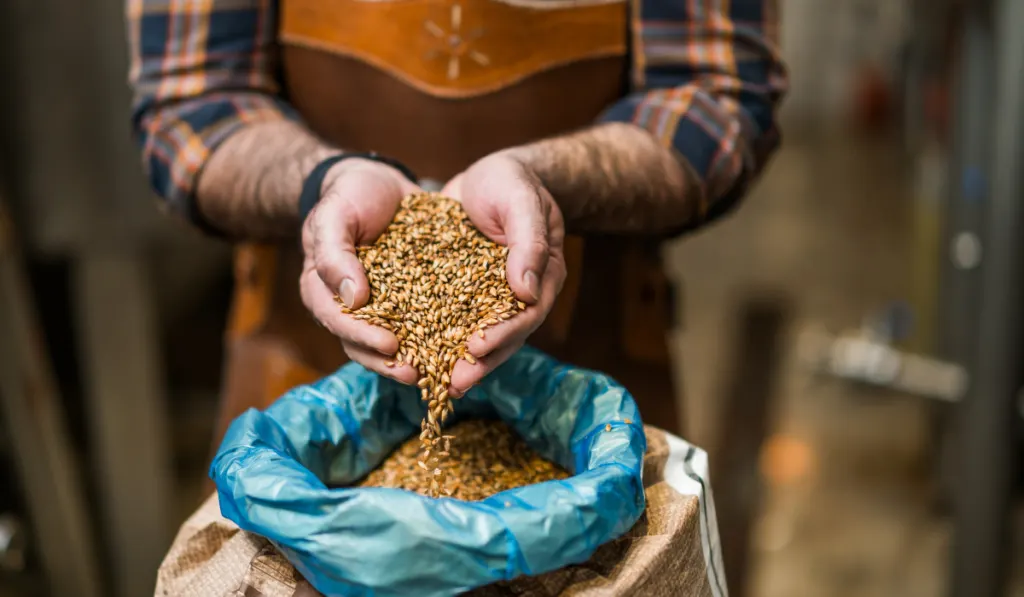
left=341, top=193, right=526, bottom=496
left=356, top=420, right=569, bottom=500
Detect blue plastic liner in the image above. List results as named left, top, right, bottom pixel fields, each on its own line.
left=211, top=346, right=647, bottom=596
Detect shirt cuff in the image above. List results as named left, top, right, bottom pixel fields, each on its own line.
left=599, top=89, right=762, bottom=231
left=137, top=93, right=300, bottom=232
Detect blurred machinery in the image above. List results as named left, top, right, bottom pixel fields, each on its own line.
left=0, top=514, right=27, bottom=574
left=0, top=0, right=232, bottom=595
left=935, top=3, right=1024, bottom=594
left=797, top=305, right=967, bottom=404
left=712, top=294, right=791, bottom=597
left=799, top=1, right=1024, bottom=596
left=0, top=201, right=102, bottom=597
left=780, top=0, right=910, bottom=135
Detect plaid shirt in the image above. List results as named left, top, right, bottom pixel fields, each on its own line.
left=127, top=0, right=787, bottom=229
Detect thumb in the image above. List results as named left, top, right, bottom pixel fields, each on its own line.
left=308, top=199, right=370, bottom=309
left=441, top=173, right=464, bottom=201
left=503, top=192, right=550, bottom=304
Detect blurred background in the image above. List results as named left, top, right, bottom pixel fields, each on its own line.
left=0, top=0, right=1022, bottom=595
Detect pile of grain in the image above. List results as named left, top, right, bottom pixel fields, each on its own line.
left=340, top=193, right=526, bottom=497
left=357, top=420, right=570, bottom=500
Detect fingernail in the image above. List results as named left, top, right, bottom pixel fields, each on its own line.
left=523, top=271, right=540, bottom=302
left=340, top=278, right=355, bottom=308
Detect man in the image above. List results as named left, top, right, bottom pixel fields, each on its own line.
left=127, top=0, right=786, bottom=445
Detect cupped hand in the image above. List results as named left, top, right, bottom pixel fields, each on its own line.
left=441, top=152, right=567, bottom=395
left=300, top=158, right=422, bottom=384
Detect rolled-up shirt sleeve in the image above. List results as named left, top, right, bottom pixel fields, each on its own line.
left=127, top=0, right=298, bottom=222
left=601, top=0, right=788, bottom=230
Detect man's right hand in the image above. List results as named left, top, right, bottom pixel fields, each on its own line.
left=299, top=158, right=422, bottom=384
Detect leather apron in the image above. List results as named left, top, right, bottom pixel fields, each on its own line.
left=210, top=0, right=682, bottom=461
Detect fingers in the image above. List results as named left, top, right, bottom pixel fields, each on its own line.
left=457, top=252, right=565, bottom=392
left=397, top=175, right=423, bottom=196
left=465, top=282, right=553, bottom=358
left=342, top=343, right=419, bottom=385
left=452, top=156, right=558, bottom=305
left=303, top=264, right=418, bottom=385
left=449, top=339, right=527, bottom=397
left=301, top=268, right=398, bottom=356
left=464, top=314, right=539, bottom=360
left=503, top=189, right=551, bottom=305
left=305, top=162, right=419, bottom=310
left=307, top=198, right=371, bottom=309
left=440, top=174, right=464, bottom=201
left=299, top=161, right=430, bottom=386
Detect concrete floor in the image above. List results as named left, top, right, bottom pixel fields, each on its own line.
left=667, top=135, right=1024, bottom=597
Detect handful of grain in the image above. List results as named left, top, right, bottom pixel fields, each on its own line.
left=340, top=192, right=525, bottom=497
left=357, top=420, right=570, bottom=500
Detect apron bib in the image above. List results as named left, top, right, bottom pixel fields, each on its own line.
left=211, top=0, right=681, bottom=462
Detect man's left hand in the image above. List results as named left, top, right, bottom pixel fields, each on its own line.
left=441, top=152, right=567, bottom=395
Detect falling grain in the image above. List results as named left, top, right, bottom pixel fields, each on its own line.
left=341, top=193, right=525, bottom=497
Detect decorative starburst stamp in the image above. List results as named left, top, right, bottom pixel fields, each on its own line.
left=423, top=3, right=489, bottom=80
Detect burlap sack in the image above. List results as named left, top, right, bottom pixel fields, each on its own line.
left=156, top=426, right=727, bottom=597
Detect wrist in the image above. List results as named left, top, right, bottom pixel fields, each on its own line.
left=498, top=123, right=694, bottom=235
left=320, top=157, right=381, bottom=193
left=299, top=153, right=418, bottom=224
left=499, top=129, right=597, bottom=194
left=497, top=144, right=542, bottom=178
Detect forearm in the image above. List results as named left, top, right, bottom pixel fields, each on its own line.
left=195, top=120, right=337, bottom=240
left=507, top=123, right=700, bottom=236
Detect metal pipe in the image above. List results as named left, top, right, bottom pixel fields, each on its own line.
left=950, top=0, right=1024, bottom=594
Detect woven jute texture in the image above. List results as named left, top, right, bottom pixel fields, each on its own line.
left=155, top=426, right=721, bottom=597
